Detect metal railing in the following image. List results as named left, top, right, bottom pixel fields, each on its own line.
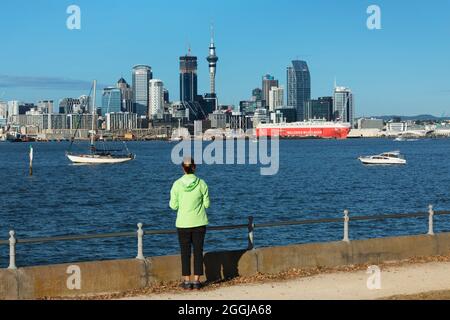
left=1, top=205, right=449, bottom=269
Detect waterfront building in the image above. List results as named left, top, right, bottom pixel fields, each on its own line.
left=333, top=86, right=354, bottom=126
left=386, top=121, right=407, bottom=132
left=287, top=60, right=311, bottom=121
left=262, top=75, right=279, bottom=108
left=116, top=78, right=133, bottom=113
left=105, top=112, right=137, bottom=131
left=304, top=97, right=333, bottom=121
left=0, top=101, right=7, bottom=119
left=268, top=86, right=284, bottom=112
left=48, top=114, right=68, bottom=130
left=59, top=98, right=81, bottom=114
left=132, top=65, right=152, bottom=117
left=9, top=114, right=68, bottom=131
left=357, top=118, right=384, bottom=130
left=79, top=95, right=90, bottom=114
left=149, top=79, right=164, bottom=119
left=37, top=100, right=54, bottom=114
left=180, top=52, right=198, bottom=103
left=18, top=103, right=34, bottom=115
left=7, top=101, right=20, bottom=119
left=252, top=108, right=270, bottom=127
left=208, top=111, right=227, bottom=129
left=67, top=114, right=94, bottom=130
left=274, top=106, right=297, bottom=123
left=101, top=87, right=122, bottom=116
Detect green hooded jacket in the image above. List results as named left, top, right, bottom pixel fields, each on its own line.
left=170, top=174, right=210, bottom=228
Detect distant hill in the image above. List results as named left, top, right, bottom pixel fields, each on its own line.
left=361, top=115, right=450, bottom=121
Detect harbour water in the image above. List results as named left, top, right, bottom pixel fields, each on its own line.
left=1, top=138, right=450, bottom=267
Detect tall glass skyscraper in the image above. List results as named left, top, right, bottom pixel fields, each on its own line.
left=287, top=60, right=311, bottom=121
left=333, top=86, right=354, bottom=126
left=179, top=54, right=198, bottom=102
left=101, top=87, right=122, bottom=116
left=132, top=65, right=152, bottom=117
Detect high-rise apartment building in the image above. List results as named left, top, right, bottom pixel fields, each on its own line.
left=149, top=79, right=164, bottom=119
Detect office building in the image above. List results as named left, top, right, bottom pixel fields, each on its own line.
left=7, top=101, right=20, bottom=118
left=262, top=75, right=279, bottom=108
left=274, top=106, right=297, bottom=123
left=252, top=88, right=263, bottom=102
left=180, top=53, right=198, bottom=102
left=0, top=101, right=7, bottom=119
left=268, top=86, right=284, bottom=112
left=132, top=65, right=152, bottom=116
left=149, top=79, right=164, bottom=119
left=287, top=60, right=311, bottom=121
left=333, top=86, right=354, bottom=126
left=37, top=100, right=54, bottom=114
left=304, top=97, right=333, bottom=121
left=101, top=87, right=122, bottom=116
left=117, top=78, right=133, bottom=113
left=59, top=98, right=81, bottom=114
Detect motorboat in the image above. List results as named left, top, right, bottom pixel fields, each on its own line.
left=358, top=151, right=406, bottom=165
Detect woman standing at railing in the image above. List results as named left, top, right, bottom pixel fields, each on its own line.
left=170, top=157, right=210, bottom=290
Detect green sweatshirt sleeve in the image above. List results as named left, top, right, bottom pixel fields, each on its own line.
left=169, top=182, right=179, bottom=211
left=201, top=180, right=210, bottom=209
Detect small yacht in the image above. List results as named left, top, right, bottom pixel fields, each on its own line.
left=358, top=151, right=406, bottom=165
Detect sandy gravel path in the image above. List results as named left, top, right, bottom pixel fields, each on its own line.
left=124, top=262, right=450, bottom=300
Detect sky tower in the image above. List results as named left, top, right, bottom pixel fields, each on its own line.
left=207, top=25, right=219, bottom=97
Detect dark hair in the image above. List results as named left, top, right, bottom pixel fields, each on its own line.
left=182, top=157, right=196, bottom=174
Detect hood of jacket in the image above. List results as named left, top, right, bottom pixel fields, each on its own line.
left=179, top=174, right=200, bottom=192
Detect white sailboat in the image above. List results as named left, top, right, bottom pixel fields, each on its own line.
left=66, top=80, right=135, bottom=164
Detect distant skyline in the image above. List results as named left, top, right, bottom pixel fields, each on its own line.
left=0, top=0, right=450, bottom=116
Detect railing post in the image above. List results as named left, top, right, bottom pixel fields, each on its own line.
left=428, top=205, right=435, bottom=236
left=136, top=223, right=145, bottom=260
left=8, top=230, right=17, bottom=270
left=343, top=210, right=350, bottom=243
left=247, top=216, right=255, bottom=250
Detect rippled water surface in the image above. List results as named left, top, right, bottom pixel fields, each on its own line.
left=1, top=139, right=449, bottom=267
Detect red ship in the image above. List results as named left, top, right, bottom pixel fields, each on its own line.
left=256, top=120, right=351, bottom=139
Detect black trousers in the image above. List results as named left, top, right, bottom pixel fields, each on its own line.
left=177, top=226, right=206, bottom=277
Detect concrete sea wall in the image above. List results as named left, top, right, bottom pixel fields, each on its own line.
left=1, top=232, right=450, bottom=299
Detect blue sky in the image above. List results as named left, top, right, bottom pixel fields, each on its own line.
left=0, top=0, right=449, bottom=116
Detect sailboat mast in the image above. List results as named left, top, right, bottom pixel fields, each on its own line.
left=91, top=80, right=97, bottom=150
